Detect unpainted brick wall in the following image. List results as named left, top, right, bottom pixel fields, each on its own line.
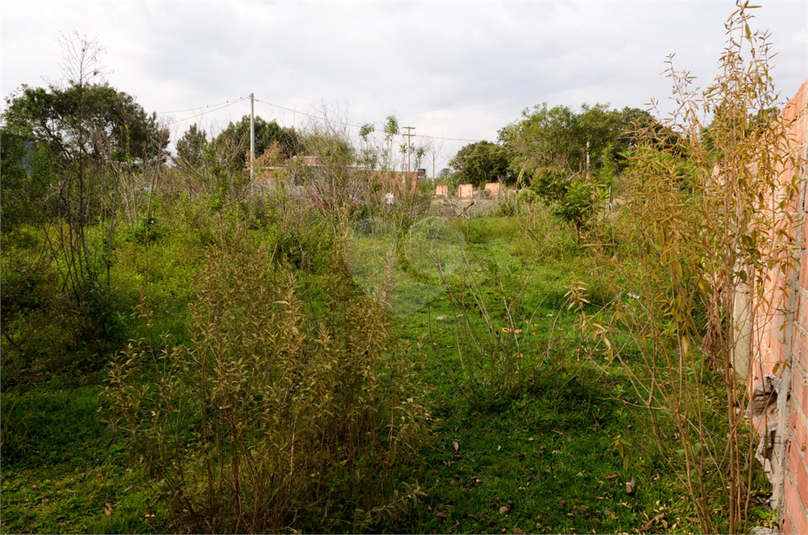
left=750, top=78, right=808, bottom=535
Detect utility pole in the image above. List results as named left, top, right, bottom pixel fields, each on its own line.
left=402, top=126, right=415, bottom=174
left=250, top=93, right=255, bottom=195
left=586, top=140, right=590, bottom=176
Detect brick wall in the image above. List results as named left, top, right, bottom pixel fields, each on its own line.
left=458, top=184, right=473, bottom=199
left=750, top=79, right=808, bottom=534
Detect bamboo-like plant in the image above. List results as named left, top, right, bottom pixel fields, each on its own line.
left=104, top=214, right=430, bottom=533
left=581, top=3, right=801, bottom=533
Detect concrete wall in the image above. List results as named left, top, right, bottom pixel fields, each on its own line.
left=749, top=79, right=808, bottom=535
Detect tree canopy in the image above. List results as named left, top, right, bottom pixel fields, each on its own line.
left=448, top=140, right=514, bottom=187
left=2, top=82, right=168, bottom=166
left=209, top=116, right=300, bottom=173
left=1, top=81, right=168, bottom=230
left=498, top=103, right=655, bottom=180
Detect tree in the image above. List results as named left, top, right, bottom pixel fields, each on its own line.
left=175, top=123, right=207, bottom=171
left=3, top=83, right=168, bottom=169
left=210, top=116, right=299, bottom=174
left=499, top=103, right=655, bottom=178
left=1, top=33, right=168, bottom=299
left=448, top=140, right=513, bottom=187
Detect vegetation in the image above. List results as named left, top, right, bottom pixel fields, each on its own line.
left=1, top=4, right=794, bottom=533
left=449, top=140, right=514, bottom=187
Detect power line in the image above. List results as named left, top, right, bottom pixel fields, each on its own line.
left=253, top=97, right=483, bottom=144
left=254, top=98, right=365, bottom=130
left=156, top=97, right=247, bottom=116
left=161, top=98, right=248, bottom=126
left=162, top=94, right=488, bottom=148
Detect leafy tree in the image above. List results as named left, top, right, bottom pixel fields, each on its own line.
left=211, top=116, right=299, bottom=174
left=1, top=33, right=159, bottom=366
left=500, top=103, right=655, bottom=177
left=174, top=123, right=207, bottom=171
left=449, top=140, right=513, bottom=187
left=499, top=103, right=655, bottom=236
left=3, top=83, right=168, bottom=168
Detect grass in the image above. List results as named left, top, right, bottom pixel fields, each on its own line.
left=383, top=213, right=703, bottom=534
left=0, top=207, right=728, bottom=533
left=0, top=376, right=162, bottom=534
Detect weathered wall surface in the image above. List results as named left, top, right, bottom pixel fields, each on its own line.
left=750, top=79, right=808, bottom=535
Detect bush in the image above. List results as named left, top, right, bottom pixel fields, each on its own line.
left=104, top=219, right=430, bottom=533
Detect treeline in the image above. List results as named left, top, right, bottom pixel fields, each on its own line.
left=447, top=104, right=655, bottom=187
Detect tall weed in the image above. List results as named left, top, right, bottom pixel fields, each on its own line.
left=581, top=4, right=800, bottom=532
left=104, top=218, right=429, bottom=533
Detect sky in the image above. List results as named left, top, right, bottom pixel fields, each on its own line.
left=2, top=0, right=807, bottom=174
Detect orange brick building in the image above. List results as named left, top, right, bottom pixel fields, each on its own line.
left=748, top=79, right=808, bottom=534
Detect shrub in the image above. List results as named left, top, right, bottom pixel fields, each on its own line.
left=104, top=219, right=429, bottom=533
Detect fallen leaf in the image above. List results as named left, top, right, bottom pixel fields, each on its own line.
left=452, top=441, right=459, bottom=452
left=686, top=516, right=700, bottom=523
left=625, top=477, right=636, bottom=496
left=456, top=314, right=465, bottom=318
left=436, top=510, right=448, bottom=519
left=640, top=513, right=665, bottom=533
left=104, top=502, right=113, bottom=516
left=513, top=528, right=526, bottom=534
left=498, top=445, right=502, bottom=451
left=605, top=473, right=619, bottom=480
left=499, top=505, right=510, bottom=514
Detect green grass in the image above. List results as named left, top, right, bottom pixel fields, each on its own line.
left=1, top=377, right=163, bottom=534
left=381, top=215, right=702, bottom=534
left=0, top=211, right=719, bottom=533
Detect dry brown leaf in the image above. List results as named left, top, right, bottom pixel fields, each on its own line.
left=499, top=505, right=510, bottom=514
left=625, top=477, right=637, bottom=495
left=640, top=513, right=665, bottom=533
left=452, top=441, right=459, bottom=452
left=605, top=473, right=619, bottom=480
left=104, top=502, right=113, bottom=516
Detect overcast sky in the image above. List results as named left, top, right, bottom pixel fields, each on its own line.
left=2, top=0, right=806, bottom=173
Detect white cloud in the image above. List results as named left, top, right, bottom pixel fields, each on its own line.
left=2, top=0, right=806, bottom=164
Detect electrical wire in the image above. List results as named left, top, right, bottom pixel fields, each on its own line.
left=156, top=97, right=247, bottom=116
left=162, top=98, right=248, bottom=126
left=253, top=97, right=483, bottom=144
